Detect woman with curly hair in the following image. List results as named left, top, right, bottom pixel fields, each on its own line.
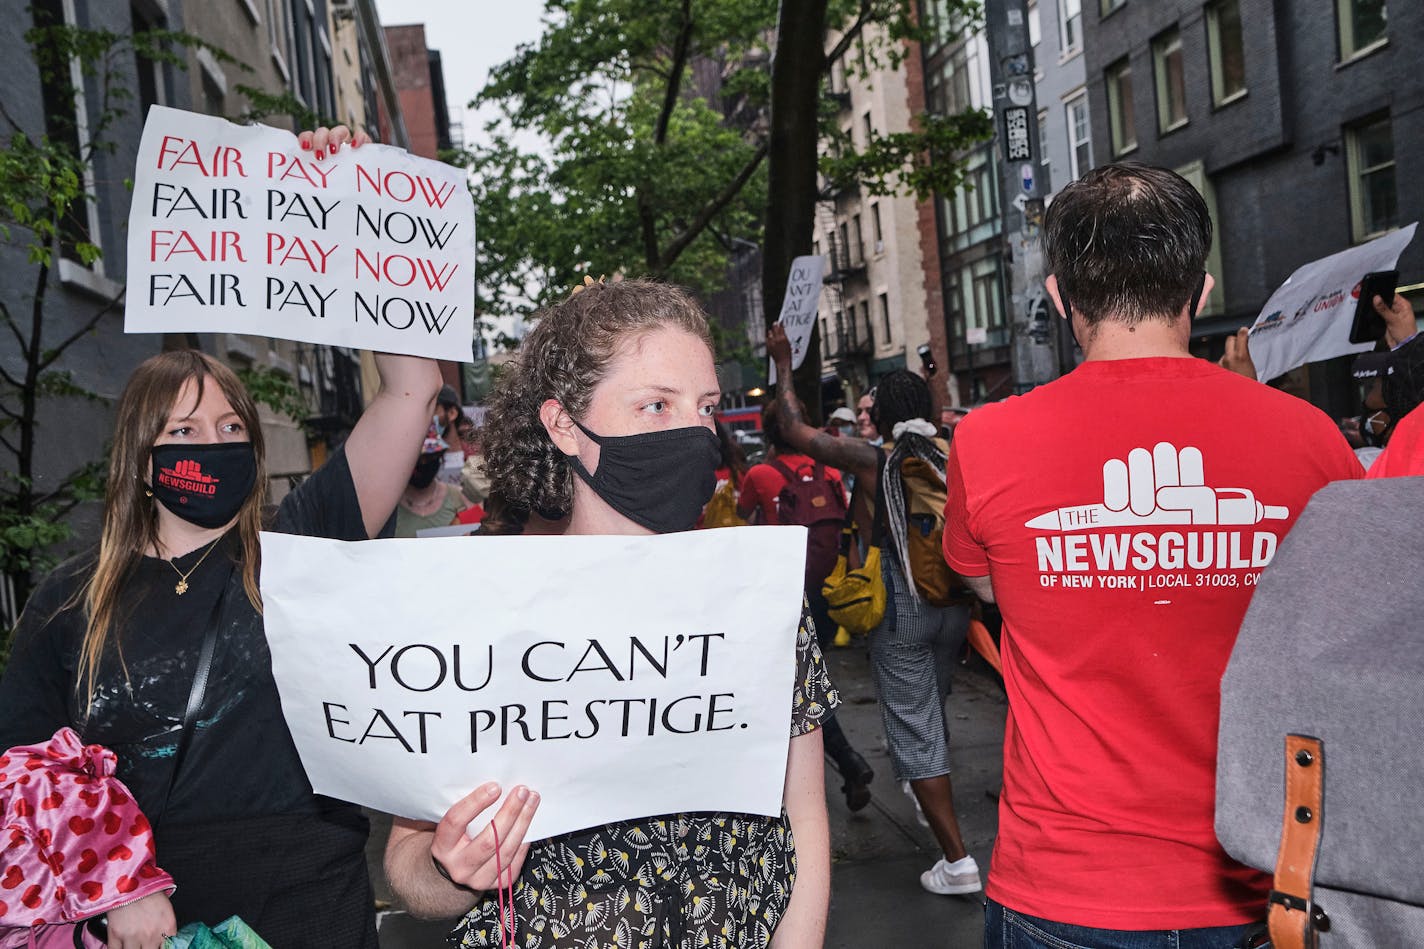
left=382, top=279, right=836, bottom=949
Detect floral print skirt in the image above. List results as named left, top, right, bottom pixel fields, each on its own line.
left=450, top=810, right=798, bottom=949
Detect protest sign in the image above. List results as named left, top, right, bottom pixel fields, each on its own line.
left=1246, top=224, right=1416, bottom=383
left=768, top=255, right=827, bottom=385
left=260, top=527, right=808, bottom=841
left=125, top=106, right=476, bottom=361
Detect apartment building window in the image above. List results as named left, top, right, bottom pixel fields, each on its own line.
left=1337, top=0, right=1387, bottom=61
left=266, top=0, right=289, bottom=78
left=1207, top=0, right=1247, bottom=105
left=862, top=112, right=873, bottom=144
left=871, top=203, right=884, bottom=253
left=1152, top=27, right=1187, bottom=133
left=1347, top=113, right=1397, bottom=242
left=1174, top=161, right=1224, bottom=315
left=1066, top=92, right=1092, bottom=179
left=852, top=214, right=864, bottom=264
left=940, top=147, right=1001, bottom=252
left=838, top=222, right=849, bottom=267
left=861, top=301, right=873, bottom=347
left=1059, top=0, right=1082, bottom=56
left=31, top=0, right=97, bottom=264
left=879, top=293, right=892, bottom=343
left=1100, top=0, right=1126, bottom=15
left=1028, top=0, right=1041, bottom=49
left=1106, top=58, right=1136, bottom=155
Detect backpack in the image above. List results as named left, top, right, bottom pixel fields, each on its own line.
left=700, top=479, right=747, bottom=529
left=894, top=449, right=968, bottom=606
left=769, top=458, right=848, bottom=589
left=1216, top=479, right=1424, bottom=948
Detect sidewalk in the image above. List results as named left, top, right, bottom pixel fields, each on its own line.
left=369, top=640, right=1007, bottom=949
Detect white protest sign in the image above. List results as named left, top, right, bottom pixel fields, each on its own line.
left=125, top=106, right=476, bottom=361
left=1246, top=224, right=1416, bottom=383
left=260, top=527, right=808, bottom=842
left=768, top=255, right=827, bottom=385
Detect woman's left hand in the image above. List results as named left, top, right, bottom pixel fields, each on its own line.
left=104, top=890, right=177, bottom=949
left=296, top=125, right=369, bottom=160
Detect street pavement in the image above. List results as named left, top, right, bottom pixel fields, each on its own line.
left=368, top=640, right=1007, bottom=949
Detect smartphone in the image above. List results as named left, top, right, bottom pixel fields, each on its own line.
left=917, top=344, right=936, bottom=373
left=1349, top=270, right=1398, bottom=344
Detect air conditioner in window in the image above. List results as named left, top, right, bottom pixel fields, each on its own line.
left=874, top=240, right=884, bottom=255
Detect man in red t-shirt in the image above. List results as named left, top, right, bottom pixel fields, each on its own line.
left=944, top=164, right=1362, bottom=948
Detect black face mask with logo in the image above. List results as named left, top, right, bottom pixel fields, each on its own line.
left=150, top=442, right=257, bottom=529
left=568, top=421, right=721, bottom=534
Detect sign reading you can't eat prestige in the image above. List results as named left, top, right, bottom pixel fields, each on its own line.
left=260, top=527, right=809, bottom=841
left=125, top=106, right=476, bottom=361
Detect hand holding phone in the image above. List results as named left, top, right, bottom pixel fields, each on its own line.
left=1349, top=270, right=1398, bottom=344
left=917, top=344, right=937, bottom=375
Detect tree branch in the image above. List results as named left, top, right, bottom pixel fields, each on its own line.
left=636, top=187, right=660, bottom=271
left=0, top=298, right=27, bottom=356
left=825, top=0, right=874, bottom=70
left=655, top=138, right=769, bottom=274
left=0, top=430, right=17, bottom=458
left=654, top=0, right=695, bottom=146
left=37, top=283, right=126, bottom=372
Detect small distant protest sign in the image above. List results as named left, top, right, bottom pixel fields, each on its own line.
left=125, top=106, right=475, bottom=361
left=768, top=254, right=826, bottom=385
left=260, top=527, right=808, bottom=841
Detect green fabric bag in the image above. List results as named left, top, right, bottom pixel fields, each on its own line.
left=164, top=916, right=272, bottom=949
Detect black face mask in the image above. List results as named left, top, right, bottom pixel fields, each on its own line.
left=568, top=421, right=721, bottom=533
left=150, top=442, right=256, bottom=529
left=409, top=453, right=443, bottom=489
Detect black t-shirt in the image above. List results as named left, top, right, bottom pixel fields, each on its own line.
left=0, top=447, right=369, bottom=825
left=0, top=448, right=381, bottom=945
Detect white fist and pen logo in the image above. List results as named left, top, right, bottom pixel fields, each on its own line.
left=1025, top=443, right=1290, bottom=531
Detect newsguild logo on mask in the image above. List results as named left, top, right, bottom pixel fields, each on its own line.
left=157, top=458, right=221, bottom=498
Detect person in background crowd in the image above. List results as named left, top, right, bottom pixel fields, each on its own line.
left=738, top=401, right=875, bottom=808
left=943, top=162, right=1362, bottom=949
left=768, top=326, right=981, bottom=897
left=434, top=384, right=468, bottom=487
left=384, top=279, right=833, bottom=949
left=855, top=390, right=879, bottom=443
left=826, top=406, right=857, bottom=437
left=940, top=405, right=970, bottom=441
left=395, top=427, right=470, bottom=537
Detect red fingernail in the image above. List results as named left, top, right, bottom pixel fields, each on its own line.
left=301, top=140, right=311, bottom=151
left=331, top=141, right=341, bottom=152
left=315, top=149, right=324, bottom=160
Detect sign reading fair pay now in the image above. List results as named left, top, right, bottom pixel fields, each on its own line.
left=125, top=106, right=476, bottom=361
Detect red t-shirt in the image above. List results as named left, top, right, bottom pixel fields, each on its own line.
left=944, top=358, right=1362, bottom=929
left=1368, top=402, right=1424, bottom=477
left=738, top=454, right=845, bottom=525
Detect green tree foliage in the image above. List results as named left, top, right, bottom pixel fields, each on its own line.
left=467, top=0, right=987, bottom=336
left=0, top=21, right=234, bottom=614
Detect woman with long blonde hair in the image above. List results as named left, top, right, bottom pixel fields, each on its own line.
left=0, top=127, right=440, bottom=949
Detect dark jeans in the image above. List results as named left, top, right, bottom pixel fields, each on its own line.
left=804, top=586, right=866, bottom=780
left=985, top=899, right=1263, bottom=949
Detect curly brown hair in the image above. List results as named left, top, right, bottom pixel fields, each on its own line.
left=483, top=280, right=714, bottom=516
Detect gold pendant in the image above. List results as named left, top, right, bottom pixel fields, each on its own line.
left=175, top=579, right=189, bottom=595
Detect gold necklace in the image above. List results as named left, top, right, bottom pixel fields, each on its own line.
left=166, top=536, right=224, bottom=595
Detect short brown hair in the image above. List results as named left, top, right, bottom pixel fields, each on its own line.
left=1043, top=162, right=1212, bottom=327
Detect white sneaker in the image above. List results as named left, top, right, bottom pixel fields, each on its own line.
left=920, top=855, right=983, bottom=896
left=902, top=780, right=930, bottom=827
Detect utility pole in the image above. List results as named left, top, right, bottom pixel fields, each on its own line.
left=984, top=0, right=1059, bottom=393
